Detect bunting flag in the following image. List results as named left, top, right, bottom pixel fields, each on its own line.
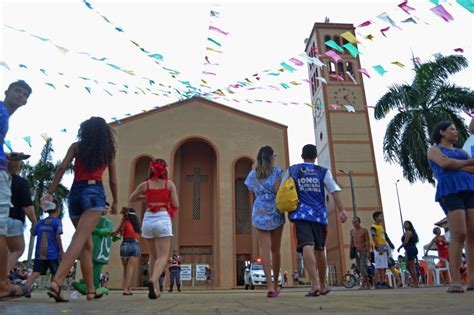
left=315, top=77, right=327, bottom=84
left=324, top=40, right=344, bottom=52
left=364, top=34, right=375, bottom=41
left=358, top=68, right=371, bottom=78
left=391, top=61, right=405, bottom=68
left=344, top=105, right=356, bottom=112
left=431, top=5, right=454, bottom=22
left=340, top=31, right=360, bottom=44
left=454, top=48, right=464, bottom=53
left=207, top=38, right=222, bottom=47
left=380, top=26, right=391, bottom=37
left=206, top=47, right=223, bottom=54
left=377, top=12, right=402, bottom=29
left=202, top=71, right=216, bottom=75
left=209, top=25, right=229, bottom=35
left=45, top=83, right=56, bottom=89
left=456, top=0, right=474, bottom=13
left=398, top=1, right=416, bottom=15
left=329, top=74, right=344, bottom=82
left=357, top=20, right=373, bottom=27
left=324, top=50, right=342, bottom=63
left=60, top=129, right=67, bottom=133
left=401, top=17, right=418, bottom=23
left=40, top=133, right=50, bottom=142
left=373, top=65, right=387, bottom=76
left=343, top=43, right=360, bottom=58
left=289, top=58, right=304, bottom=66
left=22, top=136, right=32, bottom=147
left=330, top=104, right=340, bottom=110
left=280, top=62, right=297, bottom=72
left=0, top=61, right=11, bottom=70
left=4, top=140, right=13, bottom=152
left=346, top=71, right=358, bottom=84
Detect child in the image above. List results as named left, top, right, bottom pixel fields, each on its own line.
left=26, top=200, right=63, bottom=292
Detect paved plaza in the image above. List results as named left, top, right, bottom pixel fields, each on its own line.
left=1, top=286, right=473, bottom=314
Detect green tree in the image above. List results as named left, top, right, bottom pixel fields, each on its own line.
left=374, top=54, right=474, bottom=184
left=21, top=138, right=71, bottom=265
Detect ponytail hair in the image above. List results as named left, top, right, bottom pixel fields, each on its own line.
left=149, top=159, right=168, bottom=180
left=126, top=208, right=141, bottom=234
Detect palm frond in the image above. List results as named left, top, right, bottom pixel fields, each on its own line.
left=374, top=84, right=413, bottom=119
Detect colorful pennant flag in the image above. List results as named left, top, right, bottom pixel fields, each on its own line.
left=398, top=1, right=416, bottom=15
left=340, top=31, right=360, bottom=44
left=22, top=136, right=31, bottom=147
left=4, top=140, right=13, bottom=152
left=343, top=43, right=360, bottom=58
left=431, top=5, right=454, bottom=22
left=325, top=51, right=342, bottom=63
left=373, top=65, right=387, bottom=76
left=324, top=40, right=344, bottom=52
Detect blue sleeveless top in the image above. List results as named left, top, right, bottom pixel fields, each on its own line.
left=428, top=145, right=474, bottom=201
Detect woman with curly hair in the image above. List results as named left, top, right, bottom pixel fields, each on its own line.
left=244, top=146, right=285, bottom=298
left=111, top=207, right=141, bottom=296
left=129, top=159, right=179, bottom=299
left=42, top=116, right=118, bottom=302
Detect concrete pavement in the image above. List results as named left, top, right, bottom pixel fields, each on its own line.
left=1, top=286, right=473, bottom=314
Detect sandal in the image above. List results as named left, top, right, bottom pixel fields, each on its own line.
left=86, top=291, right=104, bottom=300
left=305, top=290, right=320, bottom=297
left=47, top=280, right=69, bottom=302
left=320, top=289, right=331, bottom=295
left=466, top=287, right=474, bottom=291
left=447, top=285, right=464, bottom=293
left=0, top=283, right=31, bottom=301
left=267, top=291, right=278, bottom=298
left=122, top=292, right=133, bottom=296
left=147, top=281, right=157, bottom=299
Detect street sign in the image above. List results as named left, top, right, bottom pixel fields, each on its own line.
left=180, top=264, right=192, bottom=281
left=196, top=264, right=208, bottom=281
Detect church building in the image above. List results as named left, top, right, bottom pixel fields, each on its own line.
left=105, top=98, right=296, bottom=289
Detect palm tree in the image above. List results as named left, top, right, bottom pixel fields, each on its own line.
left=21, top=138, right=71, bottom=265
left=374, top=54, right=474, bottom=184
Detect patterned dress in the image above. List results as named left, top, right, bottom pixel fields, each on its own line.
left=244, top=167, right=285, bottom=231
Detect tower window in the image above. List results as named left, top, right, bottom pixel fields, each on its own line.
left=333, top=35, right=341, bottom=46
left=337, top=62, right=344, bottom=76
left=324, top=35, right=332, bottom=50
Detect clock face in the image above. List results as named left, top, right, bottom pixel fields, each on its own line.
left=333, top=87, right=357, bottom=105
left=314, top=97, right=324, bottom=119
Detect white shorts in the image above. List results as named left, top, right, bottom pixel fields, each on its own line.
left=0, top=171, right=12, bottom=236
left=374, top=248, right=389, bottom=269
left=142, top=210, right=173, bottom=239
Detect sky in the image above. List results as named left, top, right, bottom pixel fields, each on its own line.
left=1, top=0, right=473, bottom=262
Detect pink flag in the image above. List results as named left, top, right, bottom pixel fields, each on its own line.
left=325, top=50, right=341, bottom=63
left=329, top=74, right=344, bottom=81
left=330, top=104, right=340, bottom=110
left=357, top=20, right=373, bottom=27
left=290, top=58, right=304, bottom=66
left=311, top=47, right=322, bottom=57
left=252, top=73, right=260, bottom=80
left=269, top=85, right=280, bottom=90
left=381, top=26, right=390, bottom=37
left=230, top=84, right=242, bottom=88
left=430, top=5, right=454, bottom=22
left=454, top=48, right=464, bottom=53
left=398, top=1, right=416, bottom=15
left=209, top=25, right=229, bottom=35
left=205, top=56, right=210, bottom=64
left=358, top=68, right=371, bottom=78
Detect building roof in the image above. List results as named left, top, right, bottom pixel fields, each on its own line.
left=109, top=97, right=287, bottom=130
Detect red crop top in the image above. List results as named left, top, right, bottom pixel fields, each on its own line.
left=122, top=219, right=139, bottom=239
left=73, top=158, right=106, bottom=182
left=145, top=180, right=171, bottom=212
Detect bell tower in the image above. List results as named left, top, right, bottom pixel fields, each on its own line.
left=305, top=22, right=384, bottom=283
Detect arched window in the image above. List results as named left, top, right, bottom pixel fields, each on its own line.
left=324, top=35, right=332, bottom=49
left=333, top=35, right=341, bottom=46
left=328, top=62, right=336, bottom=74
left=337, top=62, right=345, bottom=75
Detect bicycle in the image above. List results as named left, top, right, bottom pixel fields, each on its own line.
left=342, top=264, right=361, bottom=288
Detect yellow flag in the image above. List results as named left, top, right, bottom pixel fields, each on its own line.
left=364, top=34, right=375, bottom=41
left=341, top=31, right=360, bottom=44
left=122, top=69, right=135, bottom=76
left=290, top=81, right=301, bottom=85
left=391, top=61, right=405, bottom=68
left=55, top=45, right=69, bottom=54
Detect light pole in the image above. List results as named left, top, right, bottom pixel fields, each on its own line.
left=394, top=179, right=405, bottom=234
left=339, top=169, right=357, bottom=218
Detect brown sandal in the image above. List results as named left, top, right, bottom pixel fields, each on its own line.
left=147, top=281, right=157, bottom=299
left=86, top=291, right=104, bottom=300
left=47, top=280, right=69, bottom=302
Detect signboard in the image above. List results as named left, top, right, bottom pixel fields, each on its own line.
left=180, top=264, right=192, bottom=281
left=196, top=264, right=209, bottom=281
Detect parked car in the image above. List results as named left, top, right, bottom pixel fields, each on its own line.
left=244, top=260, right=282, bottom=290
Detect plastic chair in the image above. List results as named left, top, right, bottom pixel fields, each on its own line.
left=423, top=255, right=450, bottom=286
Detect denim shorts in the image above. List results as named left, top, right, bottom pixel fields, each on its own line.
left=68, top=181, right=106, bottom=219
left=7, top=218, right=25, bottom=237
left=33, top=259, right=59, bottom=275
left=120, top=240, right=141, bottom=257
left=439, top=191, right=474, bottom=214
left=0, top=170, right=12, bottom=236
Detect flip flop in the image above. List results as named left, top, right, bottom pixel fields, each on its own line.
left=466, top=287, right=474, bottom=291
left=305, top=290, right=320, bottom=297
left=447, top=285, right=464, bottom=293
left=147, top=281, right=157, bottom=299
left=86, top=291, right=104, bottom=300
left=122, top=292, right=133, bottom=296
left=47, top=280, right=69, bottom=302
left=320, top=289, right=331, bottom=295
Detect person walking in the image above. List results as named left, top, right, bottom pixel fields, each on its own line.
left=0, top=80, right=32, bottom=300
left=244, top=145, right=285, bottom=298
left=427, top=121, right=474, bottom=293
left=42, top=116, right=118, bottom=302
left=129, top=159, right=179, bottom=299
left=371, top=211, right=395, bottom=289
left=284, top=144, right=347, bottom=296
left=112, top=207, right=141, bottom=295
left=397, top=221, right=419, bottom=288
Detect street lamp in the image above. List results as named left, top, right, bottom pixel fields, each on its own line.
left=339, top=169, right=357, bottom=218
left=394, top=179, right=405, bottom=235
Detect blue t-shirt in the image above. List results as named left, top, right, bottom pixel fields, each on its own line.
left=287, top=163, right=340, bottom=225
left=428, top=145, right=474, bottom=202
left=34, top=217, right=63, bottom=260
left=0, top=101, right=10, bottom=171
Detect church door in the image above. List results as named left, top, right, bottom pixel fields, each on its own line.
left=175, top=140, right=215, bottom=284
